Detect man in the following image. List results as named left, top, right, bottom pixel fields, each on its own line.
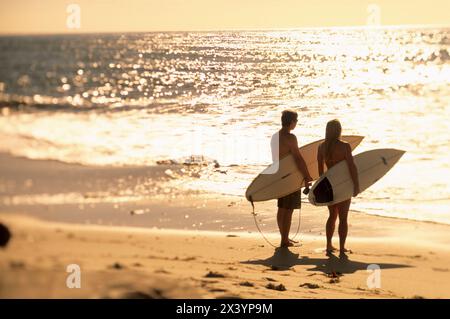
left=272, top=110, right=312, bottom=247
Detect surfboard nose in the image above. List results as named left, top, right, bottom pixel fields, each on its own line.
left=390, top=149, right=406, bottom=164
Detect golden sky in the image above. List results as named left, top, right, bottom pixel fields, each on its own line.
left=0, top=0, right=449, bottom=34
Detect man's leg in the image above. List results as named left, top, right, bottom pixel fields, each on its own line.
left=283, top=208, right=294, bottom=241
left=277, top=208, right=286, bottom=241
left=280, top=209, right=294, bottom=246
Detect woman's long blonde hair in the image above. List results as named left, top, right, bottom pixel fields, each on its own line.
left=323, top=119, right=342, bottom=161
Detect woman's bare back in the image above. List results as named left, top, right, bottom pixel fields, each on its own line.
left=321, top=140, right=349, bottom=169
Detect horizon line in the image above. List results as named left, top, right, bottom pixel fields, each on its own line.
left=1, top=23, right=449, bottom=37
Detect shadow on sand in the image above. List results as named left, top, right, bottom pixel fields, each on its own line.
left=241, top=248, right=411, bottom=274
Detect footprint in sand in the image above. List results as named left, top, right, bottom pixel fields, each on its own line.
left=201, top=279, right=219, bottom=284
left=109, top=262, right=125, bottom=270
left=265, top=283, right=286, bottom=291
left=299, top=283, right=321, bottom=289
left=432, top=267, right=449, bottom=272
left=307, top=273, right=319, bottom=277
left=155, top=269, right=171, bottom=274
left=9, top=260, right=26, bottom=269
left=209, top=288, right=228, bottom=293
left=238, top=281, right=255, bottom=287
left=181, top=256, right=196, bottom=261
left=205, top=271, right=226, bottom=278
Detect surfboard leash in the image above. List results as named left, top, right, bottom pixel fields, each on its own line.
left=289, top=179, right=309, bottom=243
left=249, top=196, right=278, bottom=248
left=249, top=185, right=305, bottom=249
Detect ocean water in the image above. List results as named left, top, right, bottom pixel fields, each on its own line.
left=0, top=28, right=449, bottom=224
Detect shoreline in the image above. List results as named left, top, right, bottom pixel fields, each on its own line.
left=1, top=150, right=450, bottom=244
left=1, top=151, right=449, bottom=229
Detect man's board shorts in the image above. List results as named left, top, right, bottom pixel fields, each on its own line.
left=277, top=190, right=301, bottom=209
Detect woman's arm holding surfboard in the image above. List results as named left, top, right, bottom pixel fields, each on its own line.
left=317, top=144, right=325, bottom=176
left=344, top=143, right=360, bottom=197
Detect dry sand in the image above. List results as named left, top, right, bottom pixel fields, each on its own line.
left=1, top=213, right=449, bottom=299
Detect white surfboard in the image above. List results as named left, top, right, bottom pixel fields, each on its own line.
left=308, top=148, right=405, bottom=206
left=245, top=135, right=364, bottom=202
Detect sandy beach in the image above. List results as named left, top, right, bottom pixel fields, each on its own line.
left=1, top=214, right=450, bottom=299
left=1, top=153, right=450, bottom=299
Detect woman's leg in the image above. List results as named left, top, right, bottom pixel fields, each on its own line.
left=326, top=204, right=338, bottom=251
left=338, top=199, right=351, bottom=252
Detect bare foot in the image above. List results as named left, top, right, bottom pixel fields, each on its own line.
left=326, top=246, right=338, bottom=254
left=289, top=238, right=299, bottom=244
left=340, top=248, right=352, bottom=253
left=280, top=241, right=294, bottom=248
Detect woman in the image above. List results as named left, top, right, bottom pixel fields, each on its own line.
left=317, top=119, right=360, bottom=254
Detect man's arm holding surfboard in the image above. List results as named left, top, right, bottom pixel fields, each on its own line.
left=344, top=143, right=360, bottom=197
left=288, top=135, right=313, bottom=185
